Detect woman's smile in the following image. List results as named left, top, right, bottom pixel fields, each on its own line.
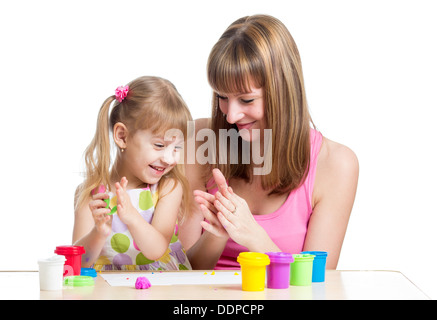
left=236, top=121, right=256, bottom=130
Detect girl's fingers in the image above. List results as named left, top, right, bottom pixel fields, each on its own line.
left=89, top=199, right=108, bottom=211
left=91, top=192, right=109, bottom=201
left=114, top=182, right=121, bottom=190
left=92, top=208, right=111, bottom=217
left=115, top=183, right=124, bottom=201
left=121, top=177, right=128, bottom=189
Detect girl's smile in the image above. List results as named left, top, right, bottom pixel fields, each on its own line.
left=149, top=164, right=169, bottom=176
left=115, top=128, right=183, bottom=187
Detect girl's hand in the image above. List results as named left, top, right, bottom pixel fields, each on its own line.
left=89, top=190, right=112, bottom=237
left=211, top=168, right=267, bottom=250
left=115, top=177, right=139, bottom=226
left=193, top=189, right=229, bottom=239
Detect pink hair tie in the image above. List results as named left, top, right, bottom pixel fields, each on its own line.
left=115, top=85, right=129, bottom=102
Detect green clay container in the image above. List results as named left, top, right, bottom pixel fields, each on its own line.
left=290, top=254, right=315, bottom=286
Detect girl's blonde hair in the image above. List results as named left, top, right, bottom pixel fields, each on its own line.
left=76, top=76, right=193, bottom=220
left=207, top=14, right=315, bottom=195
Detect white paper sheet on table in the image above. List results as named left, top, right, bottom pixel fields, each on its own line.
left=101, top=271, right=242, bottom=287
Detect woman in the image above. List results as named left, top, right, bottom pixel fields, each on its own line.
left=179, top=14, right=359, bottom=270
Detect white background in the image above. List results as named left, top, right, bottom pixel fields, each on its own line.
left=1, top=0, right=436, bottom=299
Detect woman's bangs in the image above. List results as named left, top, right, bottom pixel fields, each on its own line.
left=208, top=44, right=263, bottom=94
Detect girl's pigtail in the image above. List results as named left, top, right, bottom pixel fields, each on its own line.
left=75, top=96, right=115, bottom=211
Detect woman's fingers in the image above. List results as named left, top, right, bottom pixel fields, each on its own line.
left=217, top=211, right=232, bottom=231
left=193, top=190, right=218, bottom=214
left=193, top=189, right=216, bottom=202
left=214, top=198, right=236, bottom=223
left=212, top=169, right=238, bottom=202
left=215, top=191, right=236, bottom=214
left=212, top=169, right=231, bottom=195
left=195, top=196, right=218, bottom=214
left=199, top=205, right=229, bottom=238
left=200, top=220, right=214, bottom=233
left=199, top=203, right=217, bottom=222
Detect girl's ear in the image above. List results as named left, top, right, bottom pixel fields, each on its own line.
left=113, top=122, right=129, bottom=149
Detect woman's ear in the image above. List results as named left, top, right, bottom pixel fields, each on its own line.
left=113, top=122, right=129, bottom=149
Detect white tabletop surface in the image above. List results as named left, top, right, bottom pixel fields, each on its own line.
left=0, top=270, right=430, bottom=300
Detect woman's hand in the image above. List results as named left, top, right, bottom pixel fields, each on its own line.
left=213, top=188, right=267, bottom=250
left=193, top=189, right=229, bottom=239
left=88, top=190, right=112, bottom=237
left=211, top=168, right=267, bottom=249
left=200, top=169, right=272, bottom=251
left=115, top=177, right=140, bottom=226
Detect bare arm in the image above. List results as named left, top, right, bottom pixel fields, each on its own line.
left=177, top=119, right=209, bottom=250
left=179, top=118, right=230, bottom=269
left=303, top=138, right=359, bottom=269
left=116, top=177, right=182, bottom=261
left=73, top=177, right=183, bottom=266
left=73, top=186, right=112, bottom=267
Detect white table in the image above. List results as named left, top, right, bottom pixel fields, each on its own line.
left=0, top=270, right=430, bottom=300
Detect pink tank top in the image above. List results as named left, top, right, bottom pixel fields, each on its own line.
left=208, top=129, right=323, bottom=269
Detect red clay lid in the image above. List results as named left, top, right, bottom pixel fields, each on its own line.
left=54, top=245, right=85, bottom=255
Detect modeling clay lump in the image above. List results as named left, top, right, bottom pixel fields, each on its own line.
left=135, top=276, right=151, bottom=289
left=92, top=185, right=117, bottom=215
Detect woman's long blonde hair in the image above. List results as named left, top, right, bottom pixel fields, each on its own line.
left=75, top=76, right=193, bottom=220
left=207, top=14, right=315, bottom=195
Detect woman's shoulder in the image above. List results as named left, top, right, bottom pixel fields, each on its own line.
left=318, top=137, right=359, bottom=178
left=312, top=136, right=359, bottom=206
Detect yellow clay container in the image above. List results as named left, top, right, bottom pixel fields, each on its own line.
left=237, top=252, right=270, bottom=291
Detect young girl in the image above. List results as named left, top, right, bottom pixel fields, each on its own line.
left=73, top=76, right=193, bottom=271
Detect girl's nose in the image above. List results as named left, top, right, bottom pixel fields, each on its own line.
left=162, top=146, right=178, bottom=165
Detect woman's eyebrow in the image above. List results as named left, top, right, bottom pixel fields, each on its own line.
left=228, top=92, right=256, bottom=98
left=236, top=94, right=262, bottom=99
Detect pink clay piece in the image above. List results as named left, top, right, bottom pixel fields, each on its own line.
left=135, top=276, right=151, bottom=289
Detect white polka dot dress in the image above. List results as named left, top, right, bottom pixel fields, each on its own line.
left=93, top=184, right=191, bottom=271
